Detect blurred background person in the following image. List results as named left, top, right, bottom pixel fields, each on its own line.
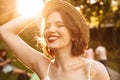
left=0, top=48, right=31, bottom=79
left=95, top=42, right=107, bottom=66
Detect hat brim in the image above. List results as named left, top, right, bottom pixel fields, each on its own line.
left=42, top=0, right=89, bottom=44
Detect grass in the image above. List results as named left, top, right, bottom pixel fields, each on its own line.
left=0, top=53, right=32, bottom=80
left=0, top=72, right=18, bottom=80
left=0, top=39, right=32, bottom=80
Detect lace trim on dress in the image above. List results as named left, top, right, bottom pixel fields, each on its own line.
left=88, top=60, right=93, bottom=80
left=44, top=60, right=93, bottom=80
left=44, top=62, right=51, bottom=80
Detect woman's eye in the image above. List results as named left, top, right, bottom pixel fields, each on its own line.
left=56, top=23, right=65, bottom=27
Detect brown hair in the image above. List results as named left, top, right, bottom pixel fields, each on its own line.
left=41, top=0, right=89, bottom=58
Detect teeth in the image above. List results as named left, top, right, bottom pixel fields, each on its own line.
left=48, top=37, right=58, bottom=40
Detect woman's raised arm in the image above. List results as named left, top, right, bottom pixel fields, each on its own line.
left=0, top=16, right=50, bottom=74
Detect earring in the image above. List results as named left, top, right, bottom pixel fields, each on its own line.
left=72, top=38, right=75, bottom=41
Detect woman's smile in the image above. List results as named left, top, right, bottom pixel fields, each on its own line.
left=47, top=35, right=60, bottom=43
left=44, top=12, right=73, bottom=49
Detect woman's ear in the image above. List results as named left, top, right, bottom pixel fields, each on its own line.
left=72, top=38, right=75, bottom=41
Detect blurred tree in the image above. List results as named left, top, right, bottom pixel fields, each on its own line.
left=66, top=0, right=120, bottom=48
left=112, top=5, right=120, bottom=48
left=66, top=0, right=112, bottom=41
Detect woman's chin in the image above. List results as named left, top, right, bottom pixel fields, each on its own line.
left=47, top=45, right=59, bottom=49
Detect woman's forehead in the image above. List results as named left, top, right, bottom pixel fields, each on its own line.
left=46, top=12, right=63, bottom=22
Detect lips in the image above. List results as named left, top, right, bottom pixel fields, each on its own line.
left=47, top=35, right=60, bottom=43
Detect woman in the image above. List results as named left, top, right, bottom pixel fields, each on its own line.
left=0, top=0, right=110, bottom=80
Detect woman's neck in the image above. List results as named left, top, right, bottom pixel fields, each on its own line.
left=51, top=44, right=85, bottom=71
left=53, top=48, right=83, bottom=71
left=53, top=45, right=73, bottom=64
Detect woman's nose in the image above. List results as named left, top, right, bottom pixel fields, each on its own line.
left=48, top=25, right=56, bottom=32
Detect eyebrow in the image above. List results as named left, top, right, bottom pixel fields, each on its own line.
left=45, top=21, right=63, bottom=24
left=55, top=21, right=64, bottom=24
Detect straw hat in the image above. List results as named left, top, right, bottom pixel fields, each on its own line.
left=42, top=0, right=89, bottom=45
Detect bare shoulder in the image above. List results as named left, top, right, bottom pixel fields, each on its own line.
left=91, top=60, right=106, bottom=70
left=90, top=60, right=110, bottom=80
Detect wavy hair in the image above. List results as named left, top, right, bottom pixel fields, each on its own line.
left=41, top=9, right=89, bottom=58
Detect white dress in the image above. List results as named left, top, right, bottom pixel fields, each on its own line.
left=44, top=60, right=93, bottom=80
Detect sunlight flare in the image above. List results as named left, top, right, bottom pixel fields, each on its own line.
left=17, top=0, right=44, bottom=17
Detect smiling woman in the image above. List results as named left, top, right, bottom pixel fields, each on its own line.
left=0, top=0, right=110, bottom=80
left=16, top=0, right=44, bottom=17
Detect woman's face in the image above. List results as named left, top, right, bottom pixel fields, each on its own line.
left=44, top=12, right=73, bottom=49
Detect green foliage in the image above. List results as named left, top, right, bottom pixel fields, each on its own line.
left=113, top=6, right=120, bottom=28
left=107, top=50, right=120, bottom=73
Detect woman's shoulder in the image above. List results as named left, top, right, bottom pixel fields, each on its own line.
left=84, top=59, right=106, bottom=71
left=82, top=58, right=107, bottom=73
left=87, top=60, right=110, bottom=79
left=90, top=60, right=106, bottom=70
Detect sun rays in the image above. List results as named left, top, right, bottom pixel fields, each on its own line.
left=17, top=0, right=44, bottom=17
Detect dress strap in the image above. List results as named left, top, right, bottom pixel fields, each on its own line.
left=46, top=62, right=51, bottom=76
left=88, top=60, right=93, bottom=80
left=44, top=62, right=51, bottom=80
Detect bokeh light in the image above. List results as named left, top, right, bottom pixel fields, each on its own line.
left=17, top=0, right=44, bottom=17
